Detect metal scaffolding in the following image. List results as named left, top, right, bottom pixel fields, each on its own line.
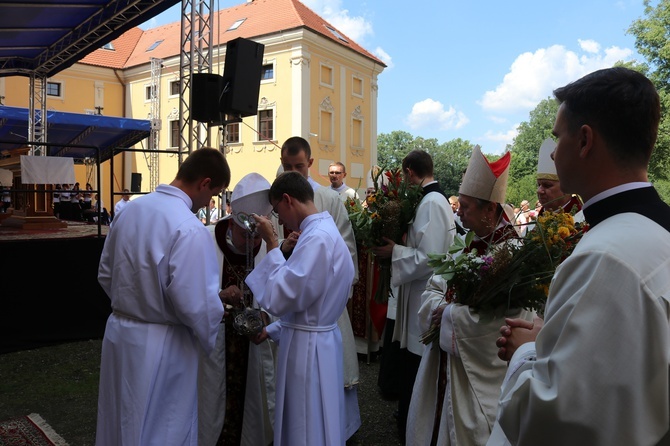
left=178, top=0, right=215, bottom=163
left=28, top=73, right=47, bottom=156
left=148, top=57, right=163, bottom=191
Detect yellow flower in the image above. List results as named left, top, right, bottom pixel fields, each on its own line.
left=557, top=226, right=571, bottom=238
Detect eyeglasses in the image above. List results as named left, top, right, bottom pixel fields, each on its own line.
left=271, top=200, right=280, bottom=218
left=329, top=171, right=343, bottom=175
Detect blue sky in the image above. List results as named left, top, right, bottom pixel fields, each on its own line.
left=141, top=0, right=646, bottom=155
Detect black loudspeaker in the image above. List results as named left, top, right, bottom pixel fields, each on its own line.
left=220, top=37, right=265, bottom=118
left=191, top=73, right=224, bottom=123
left=131, top=173, right=142, bottom=193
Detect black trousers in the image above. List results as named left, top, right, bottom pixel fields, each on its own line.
left=397, top=347, right=421, bottom=441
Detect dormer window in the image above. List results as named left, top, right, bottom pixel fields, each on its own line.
left=147, top=40, right=164, bottom=52
left=227, top=19, right=246, bottom=31
left=326, top=26, right=347, bottom=43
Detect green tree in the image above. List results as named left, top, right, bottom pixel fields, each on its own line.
left=504, top=98, right=558, bottom=207
left=508, top=98, right=558, bottom=182
left=377, top=131, right=474, bottom=196
left=432, top=138, right=473, bottom=196
left=376, top=131, right=415, bottom=169
left=628, top=2, right=670, bottom=182
left=506, top=174, right=538, bottom=210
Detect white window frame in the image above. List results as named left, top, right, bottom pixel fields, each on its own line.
left=318, top=97, right=335, bottom=145
left=169, top=80, right=180, bottom=97
left=225, top=121, right=241, bottom=145
left=256, top=107, right=276, bottom=143
left=320, top=63, right=334, bottom=89
left=260, top=60, right=276, bottom=84
left=352, top=75, right=364, bottom=98
left=169, top=120, right=180, bottom=148
left=351, top=106, right=364, bottom=154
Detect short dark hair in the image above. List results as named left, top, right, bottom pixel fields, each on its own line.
left=281, top=136, right=312, bottom=159
left=270, top=171, right=314, bottom=204
left=402, top=150, right=434, bottom=177
left=175, top=147, right=231, bottom=190
left=553, top=67, right=660, bottom=167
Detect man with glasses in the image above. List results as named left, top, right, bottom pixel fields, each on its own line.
left=329, top=161, right=359, bottom=202
left=246, top=171, right=355, bottom=445
left=276, top=136, right=361, bottom=439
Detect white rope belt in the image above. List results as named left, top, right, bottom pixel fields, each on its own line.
left=281, top=321, right=337, bottom=332
left=112, top=310, right=178, bottom=326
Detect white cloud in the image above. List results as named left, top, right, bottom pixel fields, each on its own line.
left=405, top=99, right=469, bottom=131
left=578, top=39, right=600, bottom=53
left=374, top=47, right=393, bottom=68
left=479, top=42, right=634, bottom=115
left=301, top=0, right=374, bottom=43
left=480, top=124, right=520, bottom=155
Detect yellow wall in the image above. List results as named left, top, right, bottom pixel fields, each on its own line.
left=1, top=28, right=382, bottom=208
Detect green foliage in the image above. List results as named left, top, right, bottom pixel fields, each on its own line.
left=505, top=173, right=538, bottom=209
left=377, top=132, right=474, bottom=198
left=627, top=2, right=670, bottom=181
left=376, top=131, right=415, bottom=169
left=653, top=179, right=670, bottom=204
left=431, top=138, right=473, bottom=196
left=508, top=98, right=558, bottom=182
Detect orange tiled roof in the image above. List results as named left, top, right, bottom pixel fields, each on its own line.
left=79, top=27, right=143, bottom=69
left=81, top=0, right=385, bottom=70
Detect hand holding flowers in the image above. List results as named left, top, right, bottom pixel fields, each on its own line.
left=420, top=210, right=588, bottom=345
left=346, top=167, right=423, bottom=303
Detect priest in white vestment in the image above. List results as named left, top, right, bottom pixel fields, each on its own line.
left=407, top=147, right=532, bottom=445
left=246, top=171, right=355, bottom=446
left=489, top=67, right=670, bottom=446
left=96, top=148, right=233, bottom=446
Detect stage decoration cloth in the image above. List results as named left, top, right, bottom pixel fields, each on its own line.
left=0, top=413, right=69, bottom=445
left=20, top=155, right=74, bottom=184
left=0, top=168, right=12, bottom=186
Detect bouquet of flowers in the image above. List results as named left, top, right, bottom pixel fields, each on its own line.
left=345, top=167, right=424, bottom=303
left=421, top=210, right=588, bottom=344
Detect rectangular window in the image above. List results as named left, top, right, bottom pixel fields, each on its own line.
left=46, top=82, right=62, bottom=97
left=320, top=110, right=333, bottom=143
left=258, top=109, right=274, bottom=141
left=261, top=64, right=274, bottom=81
left=352, top=118, right=363, bottom=149
left=170, top=120, right=180, bottom=148
left=145, top=85, right=153, bottom=101
left=320, top=64, right=333, bottom=88
left=170, top=80, right=180, bottom=96
left=226, top=122, right=240, bottom=144
left=352, top=76, right=363, bottom=98
left=147, top=40, right=163, bottom=51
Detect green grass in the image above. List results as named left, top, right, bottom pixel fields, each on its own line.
left=0, top=339, right=402, bottom=446
left=0, top=339, right=101, bottom=445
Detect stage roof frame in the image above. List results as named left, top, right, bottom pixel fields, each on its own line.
left=0, top=0, right=180, bottom=78
left=0, top=106, right=151, bottom=163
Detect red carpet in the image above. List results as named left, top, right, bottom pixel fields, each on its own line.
left=0, top=413, right=69, bottom=445
left=0, top=220, right=107, bottom=241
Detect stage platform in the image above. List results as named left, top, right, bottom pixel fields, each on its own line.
left=0, top=221, right=111, bottom=354
left=0, top=219, right=108, bottom=241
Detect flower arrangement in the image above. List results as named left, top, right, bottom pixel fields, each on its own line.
left=345, top=167, right=424, bottom=303
left=420, top=210, right=588, bottom=344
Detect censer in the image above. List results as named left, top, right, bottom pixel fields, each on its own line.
left=229, top=213, right=265, bottom=336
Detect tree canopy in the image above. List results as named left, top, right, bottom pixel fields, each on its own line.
left=375, top=1, right=670, bottom=205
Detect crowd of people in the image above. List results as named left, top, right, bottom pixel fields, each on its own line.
left=49, top=182, right=111, bottom=224
left=94, top=67, right=670, bottom=446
